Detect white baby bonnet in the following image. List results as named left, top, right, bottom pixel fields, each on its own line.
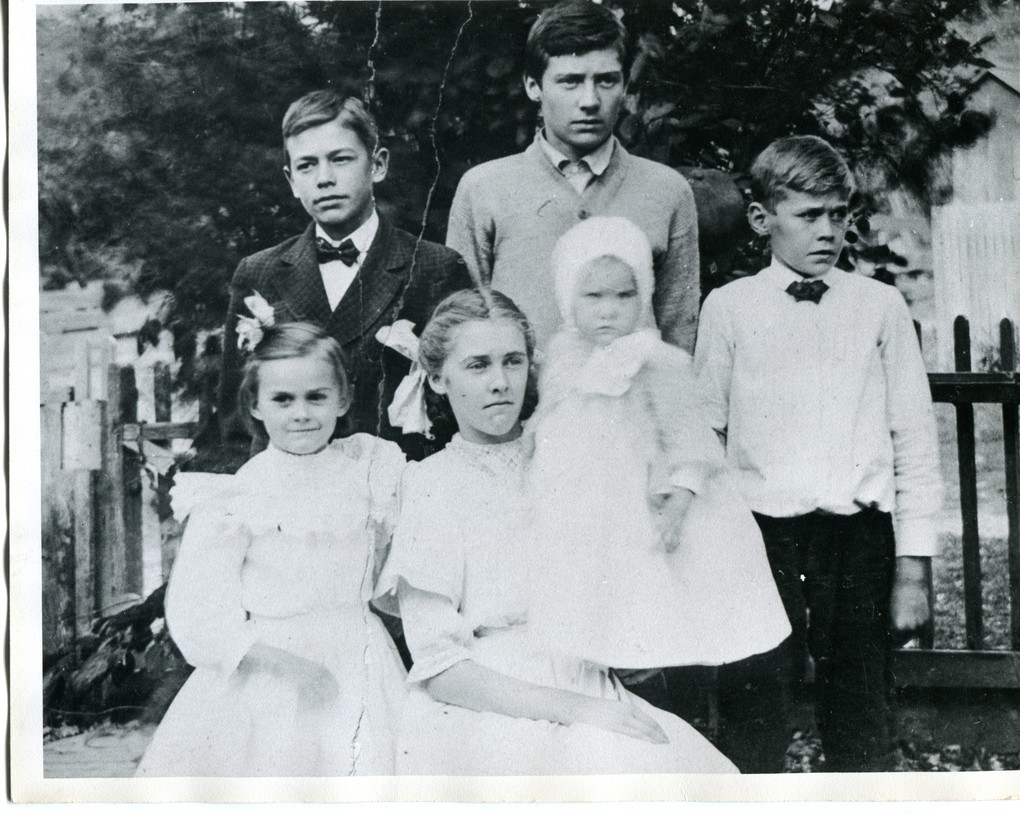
left=551, top=216, right=656, bottom=329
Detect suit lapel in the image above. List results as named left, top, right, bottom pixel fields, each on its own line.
left=327, top=217, right=411, bottom=346
left=277, top=224, right=333, bottom=325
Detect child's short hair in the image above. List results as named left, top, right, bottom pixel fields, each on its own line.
left=418, top=288, right=539, bottom=433
left=238, top=321, right=351, bottom=438
left=524, top=0, right=631, bottom=83
left=750, top=135, right=857, bottom=211
left=281, top=90, right=379, bottom=165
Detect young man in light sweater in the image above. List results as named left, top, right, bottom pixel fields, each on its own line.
left=446, top=0, right=700, bottom=352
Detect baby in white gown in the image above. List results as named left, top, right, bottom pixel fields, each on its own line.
left=526, top=217, right=791, bottom=669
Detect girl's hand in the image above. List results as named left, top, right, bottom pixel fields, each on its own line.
left=653, top=489, right=695, bottom=553
left=571, top=696, right=670, bottom=745
left=280, top=656, right=341, bottom=708
left=238, top=643, right=340, bottom=708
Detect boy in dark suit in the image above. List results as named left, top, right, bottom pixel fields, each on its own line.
left=219, top=90, right=471, bottom=461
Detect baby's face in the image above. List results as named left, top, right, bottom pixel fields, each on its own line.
left=571, top=256, right=642, bottom=346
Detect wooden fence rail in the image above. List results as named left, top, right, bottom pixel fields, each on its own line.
left=41, top=318, right=1020, bottom=693
left=891, top=316, right=1020, bottom=689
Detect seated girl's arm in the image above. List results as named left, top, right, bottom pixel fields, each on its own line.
left=399, top=585, right=667, bottom=744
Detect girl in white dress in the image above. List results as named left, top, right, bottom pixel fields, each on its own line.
left=375, top=289, right=737, bottom=775
left=525, top=216, right=791, bottom=670
left=137, top=322, right=407, bottom=777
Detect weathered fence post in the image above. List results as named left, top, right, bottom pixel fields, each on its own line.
left=953, top=316, right=985, bottom=651
left=154, top=362, right=177, bottom=582
left=120, top=365, right=145, bottom=599
left=65, top=339, right=115, bottom=636
left=999, top=318, right=1020, bottom=652
left=95, top=361, right=144, bottom=614
left=41, top=386, right=76, bottom=656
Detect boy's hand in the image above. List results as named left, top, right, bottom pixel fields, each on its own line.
left=890, top=556, right=932, bottom=634
left=654, top=488, right=695, bottom=553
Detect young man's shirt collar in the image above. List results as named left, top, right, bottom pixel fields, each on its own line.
left=537, top=129, right=615, bottom=179
left=315, top=208, right=380, bottom=258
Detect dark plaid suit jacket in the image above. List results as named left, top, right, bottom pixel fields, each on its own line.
left=219, top=217, right=471, bottom=461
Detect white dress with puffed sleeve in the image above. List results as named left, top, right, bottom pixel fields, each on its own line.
left=375, top=434, right=737, bottom=775
left=136, top=435, right=408, bottom=777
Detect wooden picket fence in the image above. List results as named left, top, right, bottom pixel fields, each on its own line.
left=40, top=319, right=1020, bottom=692
left=890, top=316, right=1020, bottom=690
left=41, top=338, right=211, bottom=656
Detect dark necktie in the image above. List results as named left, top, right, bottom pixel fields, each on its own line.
left=316, top=237, right=361, bottom=266
left=786, top=279, right=829, bottom=304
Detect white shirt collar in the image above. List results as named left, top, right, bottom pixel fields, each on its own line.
left=315, top=209, right=379, bottom=257
left=538, top=129, right=615, bottom=177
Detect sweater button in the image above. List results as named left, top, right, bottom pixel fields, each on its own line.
left=578, top=209, right=590, bottom=219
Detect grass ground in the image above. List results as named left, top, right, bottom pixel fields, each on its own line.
left=934, top=533, right=1013, bottom=651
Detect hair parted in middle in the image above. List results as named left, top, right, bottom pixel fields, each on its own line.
left=418, top=288, right=539, bottom=435
left=750, top=134, right=857, bottom=212
left=281, top=89, right=380, bottom=165
left=238, top=321, right=352, bottom=438
left=524, top=0, right=631, bottom=83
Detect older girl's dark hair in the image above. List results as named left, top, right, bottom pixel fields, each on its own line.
left=238, top=322, right=351, bottom=438
left=524, top=0, right=631, bottom=83
left=418, top=288, right=539, bottom=436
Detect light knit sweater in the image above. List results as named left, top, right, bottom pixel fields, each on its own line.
left=446, top=136, right=701, bottom=351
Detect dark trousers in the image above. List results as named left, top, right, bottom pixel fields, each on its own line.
left=715, top=509, right=896, bottom=772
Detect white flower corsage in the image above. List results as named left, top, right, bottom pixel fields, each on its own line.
left=236, top=291, right=275, bottom=352
left=375, top=320, right=433, bottom=439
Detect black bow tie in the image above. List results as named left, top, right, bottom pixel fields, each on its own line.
left=786, top=279, right=829, bottom=304
left=316, top=237, right=361, bottom=266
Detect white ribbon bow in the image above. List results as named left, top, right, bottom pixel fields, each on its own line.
left=375, top=320, right=433, bottom=439
left=236, top=291, right=276, bottom=352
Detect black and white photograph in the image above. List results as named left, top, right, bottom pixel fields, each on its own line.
left=8, top=0, right=1020, bottom=803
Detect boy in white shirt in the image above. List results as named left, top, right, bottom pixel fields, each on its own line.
left=694, top=135, right=942, bottom=772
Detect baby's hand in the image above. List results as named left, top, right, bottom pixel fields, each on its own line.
left=653, top=489, right=694, bottom=553
left=890, top=556, right=932, bottom=635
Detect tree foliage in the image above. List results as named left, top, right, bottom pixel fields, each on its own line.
left=619, top=0, right=999, bottom=209
left=37, top=0, right=1003, bottom=390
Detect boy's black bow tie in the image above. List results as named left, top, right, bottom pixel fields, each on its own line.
left=316, top=237, right=361, bottom=266
left=786, top=279, right=829, bottom=304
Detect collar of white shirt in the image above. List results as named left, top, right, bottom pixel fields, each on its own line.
left=315, top=209, right=380, bottom=265
left=538, top=129, right=615, bottom=178
left=316, top=210, right=379, bottom=311
left=762, top=257, right=840, bottom=293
